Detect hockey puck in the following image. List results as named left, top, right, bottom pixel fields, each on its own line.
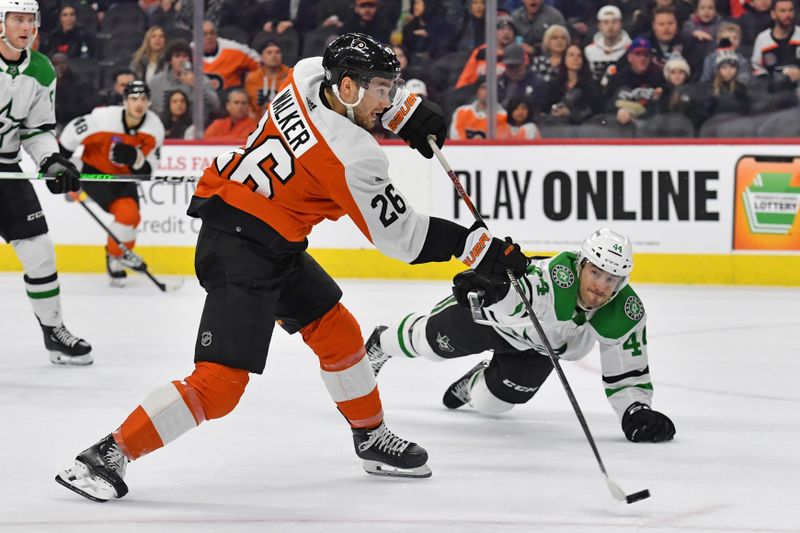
left=625, top=489, right=651, bottom=504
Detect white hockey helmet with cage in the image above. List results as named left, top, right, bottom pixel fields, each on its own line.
left=576, top=228, right=633, bottom=293
left=0, top=0, right=40, bottom=52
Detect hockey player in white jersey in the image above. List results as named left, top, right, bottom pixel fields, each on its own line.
left=0, top=0, right=91, bottom=364
left=368, top=229, right=676, bottom=443
left=54, top=33, right=529, bottom=502
left=60, top=80, right=164, bottom=285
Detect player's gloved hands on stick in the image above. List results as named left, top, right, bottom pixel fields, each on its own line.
left=40, top=153, right=81, bottom=194
left=452, top=270, right=510, bottom=308
left=111, top=143, right=142, bottom=169
left=459, top=222, right=528, bottom=283
left=621, top=402, right=675, bottom=443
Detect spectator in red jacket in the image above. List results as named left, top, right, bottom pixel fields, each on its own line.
left=204, top=89, right=259, bottom=142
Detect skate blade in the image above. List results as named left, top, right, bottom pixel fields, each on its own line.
left=55, top=462, right=118, bottom=502
left=363, top=460, right=432, bottom=479
left=109, top=277, right=126, bottom=288
left=49, top=352, right=93, bottom=366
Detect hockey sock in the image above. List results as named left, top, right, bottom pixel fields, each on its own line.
left=113, top=362, right=249, bottom=460
left=382, top=312, right=448, bottom=362
left=12, top=234, right=62, bottom=327
left=107, top=197, right=140, bottom=256
left=469, top=371, right=515, bottom=415
left=300, top=303, right=383, bottom=429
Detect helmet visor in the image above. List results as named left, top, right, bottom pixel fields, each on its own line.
left=362, top=76, right=405, bottom=106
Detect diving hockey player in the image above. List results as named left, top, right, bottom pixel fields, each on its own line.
left=55, top=33, right=528, bottom=502
left=59, top=80, right=164, bottom=286
left=0, top=0, right=91, bottom=364
left=368, top=229, right=676, bottom=444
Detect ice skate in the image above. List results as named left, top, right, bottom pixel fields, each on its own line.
left=366, top=325, right=389, bottom=376
left=55, top=434, right=129, bottom=502
left=442, top=360, right=490, bottom=409
left=42, top=324, right=93, bottom=365
left=353, top=422, right=431, bottom=478
left=106, top=251, right=127, bottom=287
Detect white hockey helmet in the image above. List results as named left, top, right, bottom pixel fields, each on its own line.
left=576, top=228, right=633, bottom=292
left=0, top=0, right=40, bottom=52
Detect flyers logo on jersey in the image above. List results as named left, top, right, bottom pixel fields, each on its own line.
left=462, top=232, right=491, bottom=267
left=270, top=87, right=318, bottom=158
left=386, top=92, right=419, bottom=132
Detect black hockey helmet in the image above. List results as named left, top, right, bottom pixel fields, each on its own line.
left=124, top=80, right=151, bottom=99
left=322, top=33, right=400, bottom=88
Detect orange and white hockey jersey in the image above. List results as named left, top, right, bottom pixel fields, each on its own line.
left=449, top=101, right=509, bottom=140
left=191, top=57, right=438, bottom=264
left=59, top=106, right=165, bottom=174
left=202, top=37, right=261, bottom=89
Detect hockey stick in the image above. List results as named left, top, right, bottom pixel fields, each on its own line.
left=68, top=192, right=184, bottom=293
left=427, top=137, right=650, bottom=505
left=0, top=171, right=200, bottom=183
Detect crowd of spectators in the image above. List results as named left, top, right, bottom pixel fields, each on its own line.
left=31, top=0, right=800, bottom=142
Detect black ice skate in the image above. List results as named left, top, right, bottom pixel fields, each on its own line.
left=353, top=422, right=431, bottom=478
left=442, top=360, right=490, bottom=409
left=55, top=434, right=129, bottom=502
left=106, top=251, right=127, bottom=287
left=366, top=325, right=389, bottom=376
left=42, top=324, right=93, bottom=366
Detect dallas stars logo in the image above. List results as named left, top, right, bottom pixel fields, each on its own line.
left=552, top=264, right=575, bottom=289
left=624, top=295, right=644, bottom=321
left=0, top=100, right=24, bottom=148
left=436, top=332, right=454, bottom=352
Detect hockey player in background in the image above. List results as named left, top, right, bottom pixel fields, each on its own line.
left=55, top=33, right=528, bottom=502
left=59, top=80, right=164, bottom=286
left=367, top=229, right=676, bottom=444
left=0, top=0, right=91, bottom=364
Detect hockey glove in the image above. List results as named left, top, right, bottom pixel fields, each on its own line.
left=381, top=88, right=446, bottom=159
left=452, top=270, right=510, bottom=308
left=40, top=153, right=81, bottom=194
left=457, top=222, right=528, bottom=283
left=111, top=143, right=144, bottom=169
left=621, top=402, right=675, bottom=443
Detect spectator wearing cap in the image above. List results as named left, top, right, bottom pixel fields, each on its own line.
left=198, top=20, right=260, bottom=90
left=204, top=88, right=259, bottom=142
left=696, top=49, right=751, bottom=121
left=502, top=96, right=541, bottom=140
left=530, top=24, right=570, bottom=83
left=402, top=0, right=454, bottom=62
left=641, top=6, right=703, bottom=79
left=244, top=40, right=290, bottom=117
left=585, top=5, right=632, bottom=81
left=450, top=77, right=510, bottom=139
left=404, top=78, right=429, bottom=97
left=510, top=0, right=566, bottom=56
left=149, top=41, right=221, bottom=123
left=656, top=55, right=701, bottom=124
left=700, top=23, right=751, bottom=84
left=751, top=0, right=800, bottom=92
left=340, top=0, right=394, bottom=44
left=740, top=0, right=773, bottom=47
left=498, top=43, right=543, bottom=107
left=601, top=36, right=667, bottom=125
left=541, top=43, right=602, bottom=125
left=455, top=0, right=487, bottom=53
left=455, top=16, right=518, bottom=88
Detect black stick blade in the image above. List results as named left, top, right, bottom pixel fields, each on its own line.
left=626, top=489, right=651, bottom=504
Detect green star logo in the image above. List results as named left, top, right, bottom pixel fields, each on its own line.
left=552, top=264, right=575, bottom=289
left=624, top=296, right=644, bottom=321
left=742, top=172, right=800, bottom=235
left=0, top=100, right=24, bottom=148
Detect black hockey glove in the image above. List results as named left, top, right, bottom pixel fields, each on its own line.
left=396, top=98, right=447, bottom=159
left=111, top=143, right=141, bottom=168
left=40, top=153, right=81, bottom=194
left=452, top=270, right=510, bottom=308
left=458, top=222, right=528, bottom=283
left=621, top=402, right=675, bottom=443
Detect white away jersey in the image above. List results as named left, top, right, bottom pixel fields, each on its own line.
left=0, top=49, right=59, bottom=165
left=479, top=251, right=653, bottom=418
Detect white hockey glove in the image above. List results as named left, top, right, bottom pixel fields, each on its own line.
left=381, top=87, right=446, bottom=159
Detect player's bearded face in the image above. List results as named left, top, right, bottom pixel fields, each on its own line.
left=353, top=77, right=394, bottom=129
left=578, top=261, right=620, bottom=309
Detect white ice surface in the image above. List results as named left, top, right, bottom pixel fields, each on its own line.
left=1, top=273, right=799, bottom=533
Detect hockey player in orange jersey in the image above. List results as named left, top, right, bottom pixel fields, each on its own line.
left=54, top=33, right=529, bottom=502
left=59, top=80, right=165, bottom=286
